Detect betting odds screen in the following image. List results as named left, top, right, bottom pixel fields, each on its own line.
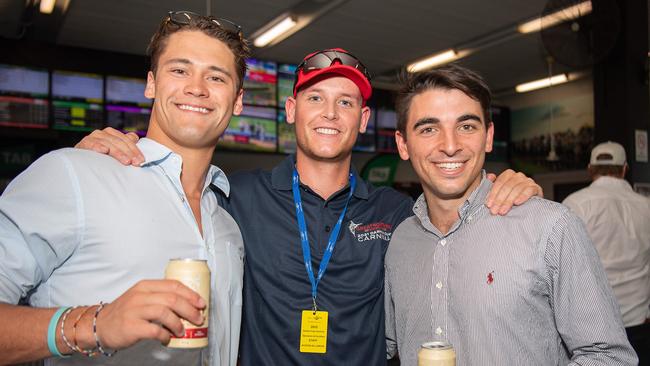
left=52, top=70, right=104, bottom=131
left=105, top=76, right=152, bottom=136
left=0, top=64, right=49, bottom=128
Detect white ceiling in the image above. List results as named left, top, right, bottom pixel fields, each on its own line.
left=3, top=0, right=647, bottom=93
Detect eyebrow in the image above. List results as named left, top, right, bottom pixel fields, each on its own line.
left=412, top=117, right=439, bottom=131
left=164, top=58, right=234, bottom=78
left=457, top=113, right=483, bottom=123
left=411, top=113, right=483, bottom=131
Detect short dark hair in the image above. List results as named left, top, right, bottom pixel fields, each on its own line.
left=147, top=14, right=250, bottom=90
left=395, top=64, right=492, bottom=136
left=588, top=164, right=625, bottom=177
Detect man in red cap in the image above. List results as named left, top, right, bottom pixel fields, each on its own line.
left=75, top=48, right=542, bottom=365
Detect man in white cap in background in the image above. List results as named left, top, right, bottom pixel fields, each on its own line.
left=563, top=141, right=650, bottom=364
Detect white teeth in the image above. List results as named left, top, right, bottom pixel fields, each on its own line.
left=436, top=162, right=463, bottom=170
left=178, top=104, right=209, bottom=114
left=315, top=128, right=339, bottom=135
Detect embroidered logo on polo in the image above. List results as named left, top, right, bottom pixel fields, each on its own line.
left=348, top=220, right=393, bottom=243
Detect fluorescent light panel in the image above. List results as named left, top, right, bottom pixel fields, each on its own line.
left=40, top=0, right=56, bottom=14
left=518, top=1, right=592, bottom=34
left=515, top=74, right=569, bottom=93
left=407, top=49, right=459, bottom=73
left=253, top=16, right=297, bottom=48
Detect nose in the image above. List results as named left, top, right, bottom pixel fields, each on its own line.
left=321, top=100, right=338, bottom=121
left=184, top=75, right=209, bottom=98
left=439, top=128, right=461, bottom=156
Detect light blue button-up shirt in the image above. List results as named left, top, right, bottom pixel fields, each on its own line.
left=0, top=138, right=243, bottom=366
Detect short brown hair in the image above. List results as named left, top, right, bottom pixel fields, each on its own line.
left=147, top=13, right=250, bottom=90
left=588, top=164, right=625, bottom=177
left=395, top=64, right=492, bottom=136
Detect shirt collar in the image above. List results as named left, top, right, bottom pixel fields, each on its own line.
left=271, top=154, right=368, bottom=199
left=138, top=137, right=231, bottom=196
left=591, top=175, right=633, bottom=192
left=413, top=170, right=491, bottom=234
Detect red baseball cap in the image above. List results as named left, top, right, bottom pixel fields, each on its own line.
left=293, top=48, right=372, bottom=104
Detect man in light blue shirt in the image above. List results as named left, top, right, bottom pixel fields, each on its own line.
left=0, top=11, right=249, bottom=365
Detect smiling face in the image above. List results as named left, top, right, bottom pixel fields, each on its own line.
left=396, top=87, right=494, bottom=204
left=144, top=30, right=243, bottom=150
left=285, top=76, right=370, bottom=163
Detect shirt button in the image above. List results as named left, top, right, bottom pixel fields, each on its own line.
left=467, top=215, right=473, bottom=223
left=325, top=225, right=331, bottom=232
left=436, top=281, right=443, bottom=290
left=440, top=239, right=447, bottom=246
left=435, top=327, right=443, bottom=335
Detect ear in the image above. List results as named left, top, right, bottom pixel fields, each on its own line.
left=358, top=106, right=371, bottom=133
left=395, top=130, right=410, bottom=161
left=285, top=96, right=297, bottom=125
left=485, top=121, right=494, bottom=153
left=233, top=88, right=244, bottom=116
left=144, top=71, right=156, bottom=99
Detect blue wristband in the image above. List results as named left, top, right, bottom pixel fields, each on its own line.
left=47, top=307, right=70, bottom=357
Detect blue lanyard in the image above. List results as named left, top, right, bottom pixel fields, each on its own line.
left=292, top=168, right=356, bottom=311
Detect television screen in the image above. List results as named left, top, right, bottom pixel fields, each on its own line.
left=354, top=110, right=375, bottom=152
left=105, top=76, right=151, bottom=135
left=277, top=109, right=296, bottom=154
left=277, top=63, right=297, bottom=107
left=0, top=64, right=49, bottom=128
left=376, top=108, right=397, bottom=152
left=243, top=58, right=277, bottom=107
left=219, top=106, right=277, bottom=152
left=52, top=70, right=104, bottom=131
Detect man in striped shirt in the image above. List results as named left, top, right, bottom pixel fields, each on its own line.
left=385, top=65, right=637, bottom=365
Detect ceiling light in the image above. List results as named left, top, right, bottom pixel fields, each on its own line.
left=39, top=0, right=56, bottom=14
left=407, top=49, right=460, bottom=73
left=518, top=1, right=592, bottom=34
left=253, top=15, right=297, bottom=48
left=515, top=74, right=570, bottom=93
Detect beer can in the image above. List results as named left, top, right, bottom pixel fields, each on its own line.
left=418, top=341, right=456, bottom=366
left=164, top=258, right=210, bottom=348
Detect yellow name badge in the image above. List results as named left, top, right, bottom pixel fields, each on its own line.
left=299, top=310, right=328, bottom=353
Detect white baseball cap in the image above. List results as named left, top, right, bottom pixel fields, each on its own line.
left=589, top=141, right=627, bottom=166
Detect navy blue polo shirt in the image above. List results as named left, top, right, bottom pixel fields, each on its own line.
left=218, top=155, right=413, bottom=366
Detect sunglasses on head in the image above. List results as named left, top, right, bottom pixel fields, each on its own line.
left=296, top=49, right=372, bottom=80
left=167, top=10, right=243, bottom=39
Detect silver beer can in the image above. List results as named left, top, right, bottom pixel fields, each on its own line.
left=418, top=341, right=456, bottom=366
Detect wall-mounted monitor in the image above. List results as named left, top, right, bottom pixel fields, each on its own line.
left=243, top=58, right=277, bottom=107
left=277, top=63, right=297, bottom=107
left=277, top=109, right=296, bottom=154
left=105, top=76, right=152, bottom=136
left=0, top=64, right=49, bottom=128
left=52, top=70, right=104, bottom=131
left=218, top=105, right=277, bottom=152
left=376, top=108, right=397, bottom=153
left=354, top=110, right=376, bottom=152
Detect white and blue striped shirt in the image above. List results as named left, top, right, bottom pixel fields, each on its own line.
left=385, top=176, right=637, bottom=366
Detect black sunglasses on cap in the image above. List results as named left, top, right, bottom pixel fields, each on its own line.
left=167, top=10, right=243, bottom=38
left=296, top=49, right=372, bottom=80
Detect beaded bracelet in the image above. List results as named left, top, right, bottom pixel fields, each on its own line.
left=59, top=306, right=78, bottom=355
left=72, top=305, right=99, bottom=357
left=93, top=302, right=117, bottom=357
